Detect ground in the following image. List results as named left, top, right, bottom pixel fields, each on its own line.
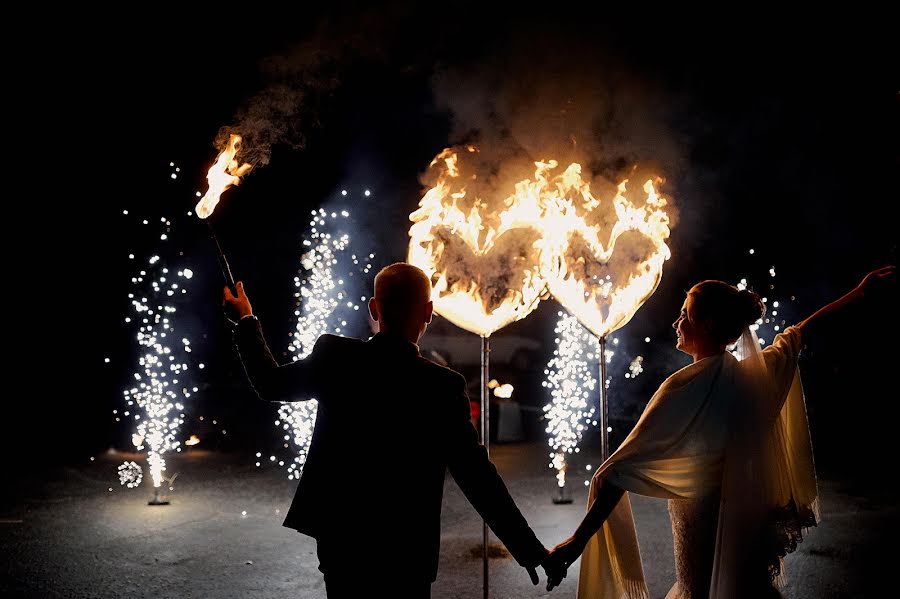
left=2, top=441, right=894, bottom=598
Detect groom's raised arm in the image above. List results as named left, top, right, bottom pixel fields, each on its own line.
left=233, top=316, right=329, bottom=402
left=443, top=371, right=547, bottom=570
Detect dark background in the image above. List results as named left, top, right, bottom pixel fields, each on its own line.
left=8, top=5, right=897, bottom=501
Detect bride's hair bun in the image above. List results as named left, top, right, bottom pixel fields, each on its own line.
left=737, top=288, right=765, bottom=326
left=688, top=281, right=767, bottom=346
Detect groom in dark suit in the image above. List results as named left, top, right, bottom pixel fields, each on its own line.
left=224, top=262, right=549, bottom=598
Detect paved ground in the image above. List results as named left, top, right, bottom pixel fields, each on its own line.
left=2, top=442, right=895, bottom=598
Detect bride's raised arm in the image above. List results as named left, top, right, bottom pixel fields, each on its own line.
left=796, top=266, right=894, bottom=338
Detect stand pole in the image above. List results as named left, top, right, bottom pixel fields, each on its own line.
left=599, top=336, right=609, bottom=461
left=481, top=335, right=490, bottom=599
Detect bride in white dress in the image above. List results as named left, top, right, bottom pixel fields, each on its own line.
left=543, top=266, right=894, bottom=599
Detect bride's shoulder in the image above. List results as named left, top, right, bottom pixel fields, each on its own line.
left=762, top=325, right=804, bottom=359
left=658, top=355, right=725, bottom=395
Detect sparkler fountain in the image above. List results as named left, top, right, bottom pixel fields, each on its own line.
left=543, top=313, right=599, bottom=504
left=262, top=203, right=374, bottom=480
left=122, top=215, right=198, bottom=505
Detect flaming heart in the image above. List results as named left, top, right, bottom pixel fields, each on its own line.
left=408, top=148, right=547, bottom=337
left=409, top=149, right=672, bottom=338
left=540, top=171, right=672, bottom=338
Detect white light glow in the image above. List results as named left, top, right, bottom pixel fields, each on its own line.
left=628, top=355, right=644, bottom=378
left=269, top=205, right=375, bottom=480
left=122, top=223, right=196, bottom=488
left=731, top=261, right=793, bottom=354
left=543, top=313, right=598, bottom=488
left=493, top=383, right=514, bottom=399
left=118, top=461, right=143, bottom=488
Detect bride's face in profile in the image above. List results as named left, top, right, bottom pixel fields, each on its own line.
left=673, top=296, right=699, bottom=355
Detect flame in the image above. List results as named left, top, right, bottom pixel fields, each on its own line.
left=195, top=134, right=252, bottom=219
left=408, top=148, right=547, bottom=337
left=409, top=148, right=672, bottom=339
left=185, top=434, right=200, bottom=446
left=540, top=171, right=671, bottom=338
left=493, top=383, right=514, bottom=399
left=552, top=452, right=567, bottom=487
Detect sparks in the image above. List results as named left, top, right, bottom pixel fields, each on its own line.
left=542, top=312, right=598, bottom=488
left=627, top=355, right=644, bottom=378
left=122, top=218, right=196, bottom=488
left=268, top=205, right=375, bottom=480
left=118, top=461, right=143, bottom=489
left=731, top=260, right=793, bottom=354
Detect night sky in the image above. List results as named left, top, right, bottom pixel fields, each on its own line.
left=10, top=6, right=896, bottom=487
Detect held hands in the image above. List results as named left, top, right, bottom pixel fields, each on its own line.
left=223, top=281, right=253, bottom=320
left=544, top=536, right=586, bottom=591
left=523, top=548, right=547, bottom=587
left=522, top=546, right=570, bottom=590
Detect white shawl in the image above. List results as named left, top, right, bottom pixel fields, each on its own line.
left=577, top=326, right=818, bottom=598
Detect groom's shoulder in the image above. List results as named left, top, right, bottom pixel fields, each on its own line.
left=416, top=356, right=467, bottom=390
left=312, top=333, right=364, bottom=354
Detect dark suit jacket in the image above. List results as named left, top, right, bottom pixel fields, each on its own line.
left=234, top=319, right=545, bottom=582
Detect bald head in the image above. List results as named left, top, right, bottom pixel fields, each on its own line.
left=370, top=263, right=433, bottom=340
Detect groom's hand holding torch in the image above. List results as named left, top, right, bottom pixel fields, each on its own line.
left=223, top=281, right=254, bottom=323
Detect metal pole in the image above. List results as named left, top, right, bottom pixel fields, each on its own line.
left=599, top=336, right=609, bottom=461
left=481, top=334, right=490, bottom=599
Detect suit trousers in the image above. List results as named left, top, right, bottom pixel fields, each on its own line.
left=323, top=573, right=431, bottom=599
left=317, top=540, right=432, bottom=599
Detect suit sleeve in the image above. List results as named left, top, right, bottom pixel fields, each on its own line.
left=233, top=317, right=327, bottom=402
left=444, top=372, right=546, bottom=568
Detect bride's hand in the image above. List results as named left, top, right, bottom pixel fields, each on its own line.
left=544, top=536, right=585, bottom=591
left=856, top=265, right=895, bottom=297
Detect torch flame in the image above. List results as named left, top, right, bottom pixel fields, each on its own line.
left=195, top=134, right=253, bottom=219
